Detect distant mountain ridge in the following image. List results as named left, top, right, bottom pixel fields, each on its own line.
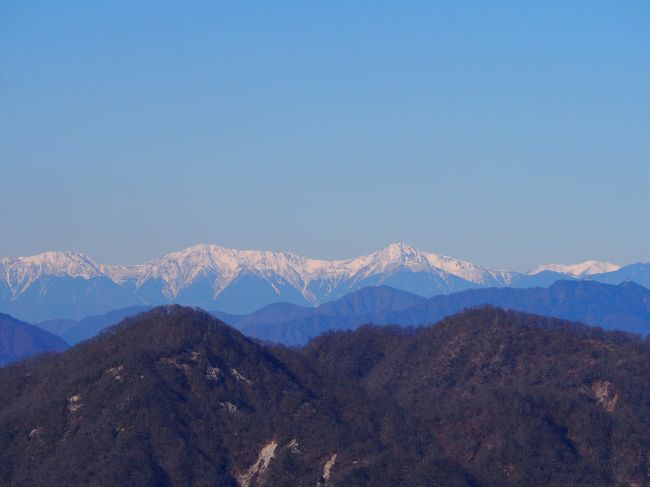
left=37, top=306, right=153, bottom=345
left=528, top=260, right=621, bottom=276
left=0, top=313, right=68, bottom=365
left=33, top=280, right=650, bottom=347
left=0, top=243, right=646, bottom=322
left=232, top=280, right=650, bottom=345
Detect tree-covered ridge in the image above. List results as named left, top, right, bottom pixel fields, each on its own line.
left=0, top=306, right=648, bottom=486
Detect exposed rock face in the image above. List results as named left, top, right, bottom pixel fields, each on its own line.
left=237, top=441, right=278, bottom=487
left=592, top=380, right=619, bottom=412
left=67, top=394, right=82, bottom=413
left=230, top=367, right=253, bottom=385
left=205, top=366, right=222, bottom=381
left=320, top=453, right=337, bottom=484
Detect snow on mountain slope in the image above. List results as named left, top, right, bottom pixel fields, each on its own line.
left=0, top=243, right=506, bottom=303
left=160, top=243, right=510, bottom=298
left=320, top=242, right=511, bottom=287
left=0, top=252, right=106, bottom=297
left=123, top=244, right=311, bottom=300
left=528, top=261, right=620, bottom=277
left=0, top=244, right=635, bottom=319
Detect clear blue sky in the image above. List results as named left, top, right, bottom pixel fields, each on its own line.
left=1, top=1, right=649, bottom=270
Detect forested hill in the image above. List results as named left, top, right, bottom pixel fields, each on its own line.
left=0, top=306, right=648, bottom=486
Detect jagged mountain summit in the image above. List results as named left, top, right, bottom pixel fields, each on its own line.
left=0, top=251, right=106, bottom=298
left=0, top=243, right=642, bottom=322
left=104, top=242, right=510, bottom=300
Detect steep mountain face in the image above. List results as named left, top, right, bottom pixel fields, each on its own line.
left=0, top=244, right=644, bottom=322
left=0, top=313, right=68, bottom=365
left=1, top=306, right=648, bottom=486
left=0, top=249, right=145, bottom=322
left=238, top=281, right=650, bottom=345
left=0, top=251, right=105, bottom=294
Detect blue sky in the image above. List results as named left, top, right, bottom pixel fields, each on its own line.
left=1, top=1, right=649, bottom=270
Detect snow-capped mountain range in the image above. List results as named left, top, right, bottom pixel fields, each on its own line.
left=0, top=243, right=646, bottom=323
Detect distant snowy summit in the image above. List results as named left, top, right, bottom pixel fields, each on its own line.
left=528, top=260, right=621, bottom=277
left=0, top=243, right=646, bottom=323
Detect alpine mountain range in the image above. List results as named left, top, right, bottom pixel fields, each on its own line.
left=1, top=242, right=648, bottom=323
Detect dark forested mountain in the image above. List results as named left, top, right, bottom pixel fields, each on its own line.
left=304, top=308, right=650, bottom=486
left=0, top=306, right=648, bottom=486
left=0, top=306, right=470, bottom=486
left=0, top=313, right=68, bottom=366
left=238, top=280, right=650, bottom=345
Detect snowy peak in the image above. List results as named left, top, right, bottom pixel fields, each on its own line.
left=375, top=242, right=424, bottom=263
left=528, top=260, right=621, bottom=277
left=360, top=243, right=500, bottom=285
left=349, top=243, right=432, bottom=275
left=0, top=251, right=104, bottom=296
left=298, top=242, right=497, bottom=288
left=129, top=244, right=311, bottom=299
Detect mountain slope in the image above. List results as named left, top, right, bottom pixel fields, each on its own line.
left=305, top=307, right=650, bottom=486
left=0, top=306, right=471, bottom=486
left=0, top=313, right=68, bottom=365
left=1, top=306, right=648, bottom=485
